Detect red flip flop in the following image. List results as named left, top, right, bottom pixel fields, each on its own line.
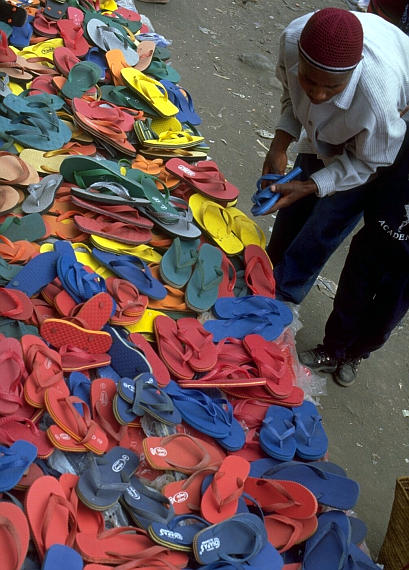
left=22, top=334, right=68, bottom=409
left=59, top=473, right=105, bottom=535
left=58, top=345, right=111, bottom=372
left=68, top=291, right=115, bottom=330
left=25, top=475, right=77, bottom=560
left=53, top=46, right=81, bottom=76
left=264, top=513, right=318, bottom=553
left=0, top=287, right=33, bottom=321
left=218, top=252, right=236, bottom=297
left=154, top=315, right=195, bottom=380
left=244, top=244, right=276, bottom=297
left=90, top=378, right=128, bottom=450
left=176, top=317, right=218, bottom=372
left=244, top=477, right=318, bottom=520
left=128, top=332, right=170, bottom=387
left=40, top=318, right=112, bottom=354
left=162, top=466, right=218, bottom=515
left=200, top=455, right=250, bottom=524
left=0, top=415, right=54, bottom=458
left=0, top=335, right=26, bottom=415
left=0, top=502, right=30, bottom=570
left=74, top=214, right=152, bottom=245
left=165, top=158, right=239, bottom=204
left=70, top=196, right=154, bottom=229
left=44, top=387, right=108, bottom=454
left=143, top=433, right=225, bottom=474
left=57, top=19, right=89, bottom=57
left=243, top=334, right=295, bottom=398
left=75, top=526, right=158, bottom=564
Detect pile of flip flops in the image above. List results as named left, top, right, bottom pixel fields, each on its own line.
left=0, top=0, right=380, bottom=569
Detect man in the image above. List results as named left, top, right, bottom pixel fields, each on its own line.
left=262, top=8, right=409, bottom=385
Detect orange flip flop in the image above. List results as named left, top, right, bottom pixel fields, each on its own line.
left=59, top=473, right=105, bottom=535
left=163, top=466, right=219, bottom=515
left=143, top=433, right=225, bottom=474
left=105, top=48, right=128, bottom=86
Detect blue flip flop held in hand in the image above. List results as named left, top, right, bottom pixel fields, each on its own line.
left=251, top=167, right=302, bottom=216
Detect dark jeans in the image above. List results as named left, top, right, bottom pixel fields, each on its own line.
left=267, top=154, right=366, bottom=304
left=323, top=125, right=409, bottom=360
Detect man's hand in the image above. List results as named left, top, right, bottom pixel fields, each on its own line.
left=263, top=179, right=318, bottom=213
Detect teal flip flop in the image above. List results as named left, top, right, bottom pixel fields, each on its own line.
left=0, top=213, right=46, bottom=242
left=185, top=243, right=223, bottom=312
left=61, top=61, right=101, bottom=99
left=159, top=237, right=200, bottom=288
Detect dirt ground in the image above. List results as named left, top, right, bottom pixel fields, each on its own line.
left=135, top=0, right=409, bottom=557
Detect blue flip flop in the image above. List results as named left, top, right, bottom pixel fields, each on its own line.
left=149, top=513, right=209, bottom=551
left=57, top=253, right=107, bottom=304
left=251, top=167, right=302, bottom=216
left=76, top=446, right=139, bottom=510
left=204, top=305, right=292, bottom=343
left=67, top=371, right=91, bottom=415
left=161, top=79, right=202, bottom=125
left=259, top=405, right=297, bottom=461
left=105, top=325, right=151, bottom=378
left=0, top=440, right=37, bottom=492
left=193, top=513, right=267, bottom=565
left=249, top=457, right=347, bottom=478
left=119, top=475, right=174, bottom=530
left=246, top=541, right=283, bottom=569
left=212, top=295, right=292, bottom=323
left=251, top=461, right=360, bottom=510
left=343, top=542, right=379, bottom=569
left=6, top=251, right=59, bottom=297
left=9, top=15, right=33, bottom=48
left=303, top=511, right=352, bottom=570
left=292, top=400, right=328, bottom=460
left=116, top=372, right=181, bottom=426
left=84, top=46, right=107, bottom=80
left=92, top=249, right=167, bottom=300
left=42, top=544, right=83, bottom=570
left=164, top=380, right=232, bottom=439
left=214, top=398, right=246, bottom=452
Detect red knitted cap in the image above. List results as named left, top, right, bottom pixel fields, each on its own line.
left=299, top=8, right=363, bottom=72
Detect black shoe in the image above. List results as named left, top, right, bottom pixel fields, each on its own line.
left=334, top=358, right=361, bottom=387
left=298, top=345, right=339, bottom=373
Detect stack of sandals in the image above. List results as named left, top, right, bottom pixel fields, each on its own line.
left=0, top=1, right=379, bottom=569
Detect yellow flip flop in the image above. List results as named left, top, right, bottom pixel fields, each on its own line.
left=90, top=235, right=162, bottom=263
left=124, top=308, right=167, bottom=336
left=8, top=81, right=24, bottom=95
left=189, top=193, right=244, bottom=255
left=121, top=68, right=179, bottom=117
left=18, top=39, right=63, bottom=61
left=228, top=206, right=266, bottom=249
